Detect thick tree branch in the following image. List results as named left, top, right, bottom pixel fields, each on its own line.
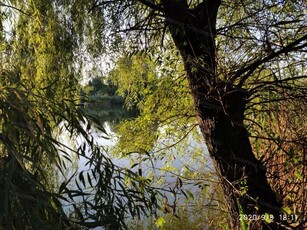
left=234, top=34, right=307, bottom=87
left=136, top=0, right=164, bottom=13
left=250, top=75, right=307, bottom=93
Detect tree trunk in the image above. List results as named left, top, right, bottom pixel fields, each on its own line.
left=162, top=0, right=282, bottom=229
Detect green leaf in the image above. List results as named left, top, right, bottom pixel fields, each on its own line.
left=282, top=206, right=291, bottom=215
left=294, top=171, right=302, bottom=180
left=238, top=203, right=248, bottom=230
left=59, top=172, right=76, bottom=193
left=87, top=172, right=93, bottom=187
left=156, top=216, right=166, bottom=228
left=79, top=171, right=86, bottom=187
left=264, top=213, right=274, bottom=223
left=186, top=190, right=194, bottom=200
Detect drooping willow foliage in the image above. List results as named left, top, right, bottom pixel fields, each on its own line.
left=1, top=0, right=306, bottom=229
left=0, top=1, right=157, bottom=229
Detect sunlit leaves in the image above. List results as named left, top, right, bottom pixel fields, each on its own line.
left=110, top=53, right=196, bottom=155
left=110, top=54, right=158, bottom=109
left=1, top=0, right=305, bottom=228
left=217, top=0, right=306, bottom=85
left=107, top=51, right=225, bottom=229
left=155, top=216, right=166, bottom=228
left=1, top=1, right=158, bottom=229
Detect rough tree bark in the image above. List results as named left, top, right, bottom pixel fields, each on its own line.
left=161, top=0, right=282, bottom=229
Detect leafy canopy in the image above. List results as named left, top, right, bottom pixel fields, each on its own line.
left=0, top=1, right=158, bottom=229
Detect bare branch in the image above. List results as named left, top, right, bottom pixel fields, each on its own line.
left=0, top=2, right=33, bottom=18
left=233, top=34, right=307, bottom=87
left=250, top=75, right=307, bottom=93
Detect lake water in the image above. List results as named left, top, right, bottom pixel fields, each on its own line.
left=57, top=119, right=215, bottom=229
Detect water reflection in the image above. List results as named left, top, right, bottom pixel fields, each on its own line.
left=58, top=105, right=215, bottom=229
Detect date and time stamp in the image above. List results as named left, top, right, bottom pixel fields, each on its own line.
left=239, top=213, right=300, bottom=222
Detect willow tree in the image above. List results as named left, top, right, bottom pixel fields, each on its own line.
left=2, top=0, right=305, bottom=229
left=88, top=0, right=306, bottom=229
left=0, top=1, right=156, bottom=229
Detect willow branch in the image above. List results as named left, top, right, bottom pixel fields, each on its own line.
left=0, top=3, right=32, bottom=18
left=233, top=34, right=307, bottom=87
